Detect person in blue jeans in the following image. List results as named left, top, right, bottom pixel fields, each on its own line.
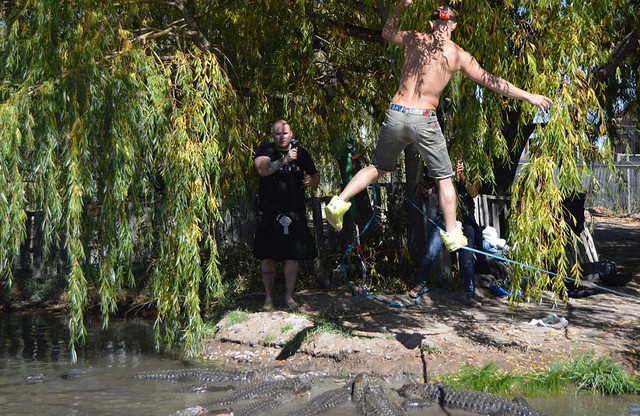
left=408, top=160, right=483, bottom=308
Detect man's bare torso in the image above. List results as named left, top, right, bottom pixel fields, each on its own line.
left=390, top=31, right=460, bottom=110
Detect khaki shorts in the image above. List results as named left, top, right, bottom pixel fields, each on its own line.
left=373, top=105, right=453, bottom=178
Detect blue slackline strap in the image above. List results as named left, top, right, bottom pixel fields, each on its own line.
left=341, top=184, right=639, bottom=305
left=405, top=197, right=640, bottom=302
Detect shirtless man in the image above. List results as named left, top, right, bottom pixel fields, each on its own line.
left=325, top=1, right=552, bottom=251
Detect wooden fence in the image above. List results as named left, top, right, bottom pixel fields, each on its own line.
left=20, top=160, right=630, bottom=280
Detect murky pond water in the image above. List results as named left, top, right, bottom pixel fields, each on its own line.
left=0, top=312, right=636, bottom=415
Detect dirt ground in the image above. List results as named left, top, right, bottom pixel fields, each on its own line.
left=203, top=209, right=640, bottom=382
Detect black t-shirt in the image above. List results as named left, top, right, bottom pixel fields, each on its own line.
left=255, top=142, right=317, bottom=214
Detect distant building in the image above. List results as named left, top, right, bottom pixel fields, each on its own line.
left=611, top=111, right=640, bottom=156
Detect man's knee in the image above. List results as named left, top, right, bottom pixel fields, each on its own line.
left=436, top=177, right=455, bottom=197
left=261, top=259, right=276, bottom=274
left=366, top=165, right=387, bottom=180
left=375, top=167, right=387, bottom=179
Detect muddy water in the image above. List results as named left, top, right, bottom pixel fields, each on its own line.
left=0, top=312, right=636, bottom=416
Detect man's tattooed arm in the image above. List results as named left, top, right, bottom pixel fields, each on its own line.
left=268, top=158, right=285, bottom=171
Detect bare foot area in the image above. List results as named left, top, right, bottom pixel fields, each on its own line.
left=203, top=212, right=640, bottom=382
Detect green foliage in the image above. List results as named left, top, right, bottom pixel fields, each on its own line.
left=261, top=334, right=275, bottom=345
left=1, top=0, right=636, bottom=357
left=442, top=355, right=640, bottom=397
left=554, top=353, right=640, bottom=395
left=421, top=342, right=441, bottom=355
left=443, top=362, right=569, bottom=396
left=304, top=322, right=355, bottom=342
left=218, top=309, right=250, bottom=329
left=443, top=363, right=523, bottom=395
left=443, top=0, right=629, bottom=301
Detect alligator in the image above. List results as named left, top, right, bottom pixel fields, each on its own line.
left=25, top=373, right=46, bottom=384
left=352, top=373, right=407, bottom=416
left=171, top=405, right=232, bottom=416
left=201, top=377, right=311, bottom=407
left=172, top=387, right=309, bottom=416
left=134, top=368, right=262, bottom=384
left=183, top=383, right=236, bottom=394
left=231, top=392, right=291, bottom=416
left=398, top=382, right=555, bottom=416
left=25, top=373, right=72, bottom=384
left=626, top=403, right=640, bottom=416
left=286, top=383, right=353, bottom=416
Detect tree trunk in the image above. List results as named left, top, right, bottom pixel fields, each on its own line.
left=489, top=108, right=536, bottom=196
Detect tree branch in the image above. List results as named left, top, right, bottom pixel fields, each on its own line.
left=374, top=0, right=390, bottom=26
left=317, top=18, right=384, bottom=43
left=596, top=18, right=640, bottom=81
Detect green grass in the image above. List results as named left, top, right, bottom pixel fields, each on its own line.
left=557, top=353, right=640, bottom=395
left=217, top=309, right=250, bottom=330
left=281, top=324, right=293, bottom=333
left=304, top=322, right=355, bottom=342
left=201, top=321, right=219, bottom=338
left=262, top=334, right=275, bottom=345
left=440, top=354, right=640, bottom=397
left=421, top=342, right=441, bottom=354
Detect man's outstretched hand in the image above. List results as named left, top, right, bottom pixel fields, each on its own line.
left=529, top=94, right=553, bottom=111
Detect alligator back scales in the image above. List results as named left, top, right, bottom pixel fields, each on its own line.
left=202, top=377, right=308, bottom=406
left=134, top=368, right=261, bottom=384
left=399, top=383, right=554, bottom=416
left=352, top=373, right=407, bottom=416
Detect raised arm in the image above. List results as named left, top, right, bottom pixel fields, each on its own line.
left=382, top=0, right=414, bottom=46
left=458, top=48, right=552, bottom=111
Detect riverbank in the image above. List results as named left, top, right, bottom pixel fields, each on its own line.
left=202, top=210, right=640, bottom=382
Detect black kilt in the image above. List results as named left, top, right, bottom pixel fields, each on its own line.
left=253, top=211, right=317, bottom=261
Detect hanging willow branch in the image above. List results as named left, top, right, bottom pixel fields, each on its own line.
left=1, top=0, right=636, bottom=358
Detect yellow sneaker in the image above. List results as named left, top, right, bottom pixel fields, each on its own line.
left=325, top=196, right=351, bottom=231
left=440, top=221, right=468, bottom=252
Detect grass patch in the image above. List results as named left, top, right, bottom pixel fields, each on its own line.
left=304, top=322, right=355, bottom=342
left=262, top=334, right=276, bottom=345
left=217, top=309, right=250, bottom=330
left=441, top=355, right=640, bottom=397
left=281, top=324, right=293, bottom=333
left=556, top=353, right=640, bottom=395
left=201, top=321, right=219, bottom=338
left=421, top=342, right=441, bottom=354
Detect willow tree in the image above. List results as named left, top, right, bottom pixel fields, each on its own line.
left=1, top=0, right=637, bottom=356
left=0, top=1, right=245, bottom=357
left=441, top=0, right=638, bottom=297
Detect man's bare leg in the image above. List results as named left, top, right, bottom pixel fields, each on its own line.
left=435, top=176, right=457, bottom=232
left=283, top=260, right=300, bottom=309
left=261, top=259, right=276, bottom=309
left=338, top=165, right=386, bottom=202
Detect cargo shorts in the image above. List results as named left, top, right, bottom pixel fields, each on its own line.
left=373, top=103, right=454, bottom=179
